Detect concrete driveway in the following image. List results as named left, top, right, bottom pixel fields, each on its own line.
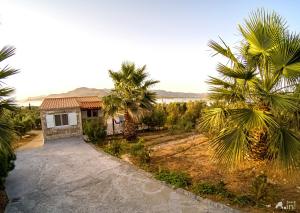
left=5, top=137, right=237, bottom=213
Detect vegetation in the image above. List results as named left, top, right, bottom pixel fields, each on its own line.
left=155, top=169, right=191, bottom=188
left=83, top=119, right=107, bottom=143
left=142, top=104, right=166, bottom=130
left=142, top=101, right=206, bottom=132
left=0, top=46, right=18, bottom=187
left=201, top=9, right=300, bottom=171
left=193, top=181, right=234, bottom=199
left=193, top=175, right=277, bottom=207
left=9, top=106, right=41, bottom=137
left=104, top=62, right=159, bottom=140
left=103, top=140, right=124, bottom=157
left=129, top=138, right=150, bottom=164
left=102, top=95, right=119, bottom=135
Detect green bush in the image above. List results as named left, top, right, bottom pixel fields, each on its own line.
left=232, top=195, right=256, bottom=207
left=129, top=139, right=150, bottom=164
left=103, top=140, right=123, bottom=157
left=193, top=181, right=234, bottom=199
left=250, top=174, right=278, bottom=204
left=8, top=107, right=42, bottom=137
left=155, top=169, right=191, bottom=188
left=142, top=105, right=166, bottom=130
left=0, top=113, right=16, bottom=188
left=83, top=119, right=107, bottom=143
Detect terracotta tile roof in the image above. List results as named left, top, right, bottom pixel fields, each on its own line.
left=40, top=96, right=102, bottom=110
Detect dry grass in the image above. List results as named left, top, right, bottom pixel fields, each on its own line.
left=140, top=131, right=300, bottom=212
left=11, top=132, right=39, bottom=150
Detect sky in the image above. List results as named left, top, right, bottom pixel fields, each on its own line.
left=0, top=0, right=300, bottom=100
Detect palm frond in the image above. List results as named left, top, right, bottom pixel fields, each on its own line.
left=0, top=46, right=16, bottom=63
left=206, top=76, right=234, bottom=88
left=217, top=63, right=256, bottom=80
left=239, top=8, right=286, bottom=56
left=229, top=108, right=278, bottom=129
left=208, top=39, right=239, bottom=63
left=212, top=127, right=249, bottom=166
left=0, top=66, right=19, bottom=85
left=209, top=87, right=245, bottom=102
left=199, top=107, right=228, bottom=132
left=268, top=127, right=300, bottom=171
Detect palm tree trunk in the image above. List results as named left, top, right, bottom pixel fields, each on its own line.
left=249, top=103, right=270, bottom=161
left=124, top=111, right=137, bottom=141
left=249, top=128, right=268, bottom=161
left=112, top=117, right=115, bottom=136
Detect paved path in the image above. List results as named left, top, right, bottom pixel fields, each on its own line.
left=5, top=137, right=238, bottom=213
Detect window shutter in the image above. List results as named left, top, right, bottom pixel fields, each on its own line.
left=68, top=113, right=77, bottom=125
left=46, top=114, right=55, bottom=128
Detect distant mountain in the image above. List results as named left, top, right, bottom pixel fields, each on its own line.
left=21, top=87, right=208, bottom=102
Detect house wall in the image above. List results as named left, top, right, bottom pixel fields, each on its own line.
left=106, top=115, right=124, bottom=135
left=41, top=107, right=83, bottom=141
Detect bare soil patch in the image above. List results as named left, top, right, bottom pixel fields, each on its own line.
left=11, top=130, right=42, bottom=150
left=142, top=131, right=300, bottom=212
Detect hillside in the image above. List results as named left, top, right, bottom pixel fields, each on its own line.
left=22, top=87, right=208, bottom=102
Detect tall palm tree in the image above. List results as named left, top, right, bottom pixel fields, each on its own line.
left=0, top=46, right=18, bottom=186
left=104, top=62, right=159, bottom=140
left=102, top=95, right=119, bottom=136
left=201, top=9, right=300, bottom=171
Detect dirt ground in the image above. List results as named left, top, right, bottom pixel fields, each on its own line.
left=140, top=131, right=300, bottom=212
left=12, top=130, right=43, bottom=151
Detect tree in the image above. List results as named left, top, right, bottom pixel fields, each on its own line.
left=142, top=104, right=167, bottom=130
left=105, top=62, right=159, bottom=140
left=102, top=95, right=119, bottom=136
left=0, top=46, right=18, bottom=186
left=201, top=9, right=300, bottom=171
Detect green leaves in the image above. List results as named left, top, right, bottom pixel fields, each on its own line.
left=200, top=107, right=228, bottom=132
left=268, top=127, right=300, bottom=171
left=104, top=62, right=159, bottom=138
left=212, top=128, right=249, bottom=165
left=0, top=45, right=18, bottom=185
left=229, top=108, right=278, bottom=129
left=239, top=9, right=286, bottom=57
left=0, top=46, right=16, bottom=63
left=206, top=9, right=300, bottom=171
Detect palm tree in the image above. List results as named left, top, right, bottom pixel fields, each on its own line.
left=201, top=9, right=300, bottom=171
left=0, top=46, right=18, bottom=186
left=104, top=62, right=159, bottom=140
left=102, top=95, right=119, bottom=136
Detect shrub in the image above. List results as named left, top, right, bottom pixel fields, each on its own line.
left=232, top=195, right=256, bottom=207
left=103, top=140, right=123, bottom=157
left=142, top=105, right=167, bottom=130
left=250, top=174, right=278, bottom=205
left=193, top=181, right=234, bottom=199
left=83, top=119, right=107, bottom=143
left=155, top=169, right=191, bottom=188
left=129, top=139, right=150, bottom=164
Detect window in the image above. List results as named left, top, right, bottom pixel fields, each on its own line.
left=62, top=114, right=68, bottom=125
left=87, top=109, right=92, bottom=117
left=92, top=110, right=98, bottom=117
left=54, top=115, right=62, bottom=126
left=87, top=109, right=98, bottom=117
left=54, top=114, right=69, bottom=126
